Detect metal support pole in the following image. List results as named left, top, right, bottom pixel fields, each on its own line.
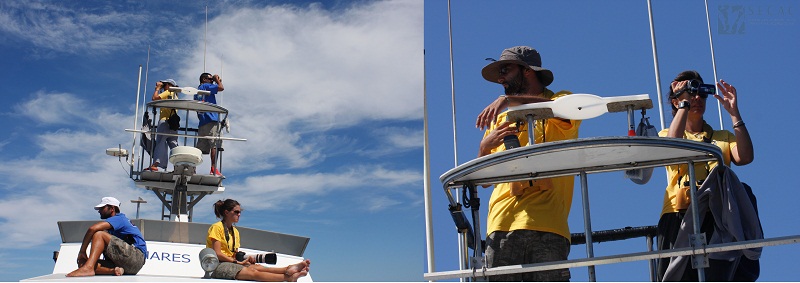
left=467, top=184, right=484, bottom=281
left=579, top=172, right=596, bottom=281
left=526, top=114, right=536, bottom=145
left=686, top=162, right=707, bottom=281
left=627, top=106, right=636, bottom=136
left=170, top=175, right=189, bottom=222
left=460, top=232, right=470, bottom=279
left=647, top=235, right=656, bottom=282
left=130, top=197, right=147, bottom=219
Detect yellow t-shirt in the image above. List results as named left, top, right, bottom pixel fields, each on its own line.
left=484, top=89, right=581, bottom=241
left=206, top=221, right=240, bottom=257
left=657, top=123, right=736, bottom=215
left=158, top=90, right=178, bottom=121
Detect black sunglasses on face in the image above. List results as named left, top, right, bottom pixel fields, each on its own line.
left=686, top=92, right=709, bottom=99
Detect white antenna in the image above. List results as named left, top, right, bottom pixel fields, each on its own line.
left=131, top=46, right=152, bottom=169
left=204, top=5, right=208, bottom=72
left=646, top=0, right=666, bottom=130
left=704, top=0, right=725, bottom=130
left=423, top=49, right=436, bottom=278
left=446, top=0, right=468, bottom=275
left=219, top=54, right=224, bottom=106
left=131, top=64, right=143, bottom=166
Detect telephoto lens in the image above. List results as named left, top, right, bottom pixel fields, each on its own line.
left=235, top=251, right=246, bottom=262
left=253, top=253, right=278, bottom=264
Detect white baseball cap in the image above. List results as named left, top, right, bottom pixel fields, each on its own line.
left=95, top=197, right=121, bottom=210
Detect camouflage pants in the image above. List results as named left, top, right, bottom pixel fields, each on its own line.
left=98, top=235, right=145, bottom=275
left=486, top=230, right=571, bottom=281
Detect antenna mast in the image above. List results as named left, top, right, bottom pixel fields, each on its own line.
left=204, top=5, right=208, bottom=72
left=704, top=0, right=724, bottom=129
left=646, top=0, right=666, bottom=130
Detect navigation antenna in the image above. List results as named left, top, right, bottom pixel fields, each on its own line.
left=704, top=0, right=724, bottom=130
left=204, top=4, right=208, bottom=72
left=130, top=46, right=152, bottom=172
left=446, top=0, right=468, bottom=276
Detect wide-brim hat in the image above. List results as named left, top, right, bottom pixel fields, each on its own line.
left=481, top=46, right=554, bottom=86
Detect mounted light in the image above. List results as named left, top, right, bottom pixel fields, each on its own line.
left=198, top=248, right=219, bottom=278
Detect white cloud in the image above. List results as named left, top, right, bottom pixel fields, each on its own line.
left=16, top=91, right=88, bottom=125
left=228, top=164, right=421, bottom=211
left=0, top=1, right=192, bottom=56
left=170, top=0, right=423, bottom=171
left=0, top=0, right=423, bottom=256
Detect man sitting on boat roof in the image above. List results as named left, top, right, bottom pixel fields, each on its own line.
left=66, top=197, right=148, bottom=277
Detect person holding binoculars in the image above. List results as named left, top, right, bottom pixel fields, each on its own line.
left=206, top=199, right=311, bottom=281
left=656, top=70, right=755, bottom=281
left=146, top=79, right=180, bottom=172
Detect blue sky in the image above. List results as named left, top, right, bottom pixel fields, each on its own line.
left=0, top=0, right=422, bottom=281
left=424, top=0, right=799, bottom=281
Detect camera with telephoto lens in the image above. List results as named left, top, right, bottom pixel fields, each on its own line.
left=235, top=251, right=277, bottom=264
left=686, top=80, right=715, bottom=96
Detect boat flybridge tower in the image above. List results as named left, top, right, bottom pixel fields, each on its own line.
left=23, top=85, right=313, bottom=281
left=110, top=86, right=246, bottom=222
left=424, top=94, right=800, bottom=281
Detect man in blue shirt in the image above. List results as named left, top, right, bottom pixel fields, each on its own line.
left=67, top=197, right=147, bottom=277
left=194, top=72, right=225, bottom=176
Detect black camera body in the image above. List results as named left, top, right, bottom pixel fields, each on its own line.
left=503, top=135, right=521, bottom=149
left=235, top=251, right=277, bottom=264
left=686, top=80, right=715, bottom=96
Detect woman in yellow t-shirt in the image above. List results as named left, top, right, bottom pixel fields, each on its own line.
left=206, top=199, right=311, bottom=281
left=147, top=79, right=180, bottom=171
left=655, top=70, right=754, bottom=281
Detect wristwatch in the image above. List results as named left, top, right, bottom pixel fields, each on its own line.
left=678, top=100, right=690, bottom=109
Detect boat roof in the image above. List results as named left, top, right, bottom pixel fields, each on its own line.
left=58, top=219, right=309, bottom=257
left=22, top=273, right=232, bottom=282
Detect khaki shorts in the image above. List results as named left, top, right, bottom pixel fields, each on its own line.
left=212, top=262, right=245, bottom=279
left=486, top=230, right=571, bottom=281
left=196, top=123, right=221, bottom=154
left=98, top=235, right=145, bottom=275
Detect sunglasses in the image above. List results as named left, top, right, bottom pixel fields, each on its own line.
left=499, top=65, right=513, bottom=76
left=684, top=92, right=709, bottom=99
left=232, top=210, right=241, bottom=214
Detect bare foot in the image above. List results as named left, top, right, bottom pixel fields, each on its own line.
left=287, top=259, right=310, bottom=275
left=66, top=267, right=95, bottom=277
left=114, top=267, right=125, bottom=276
left=287, top=270, right=308, bottom=282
